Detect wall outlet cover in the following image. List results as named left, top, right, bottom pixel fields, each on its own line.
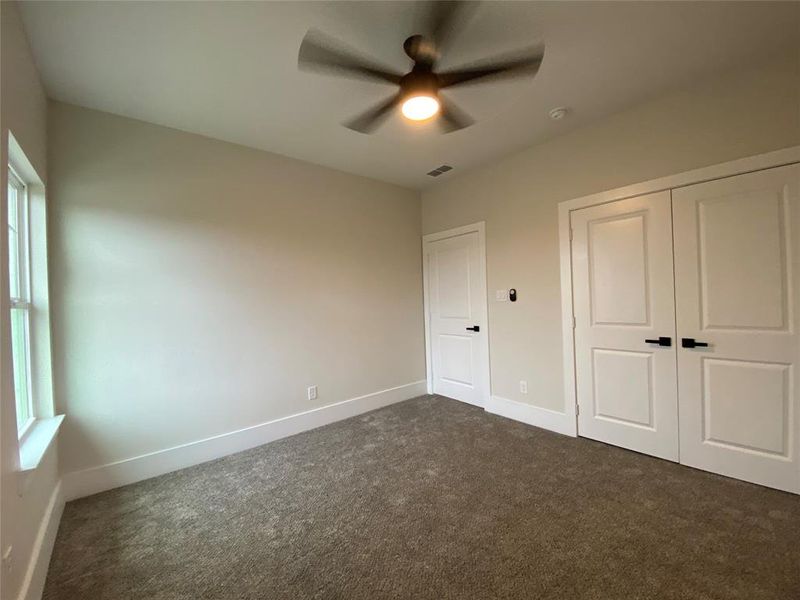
left=519, top=380, right=528, bottom=394
left=307, top=385, right=318, bottom=401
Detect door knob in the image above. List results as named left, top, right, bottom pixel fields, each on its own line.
left=466, top=325, right=480, bottom=332
left=681, top=338, right=709, bottom=348
left=645, top=336, right=672, bottom=347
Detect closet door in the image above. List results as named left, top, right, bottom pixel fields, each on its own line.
left=673, top=164, right=800, bottom=493
left=572, top=191, right=679, bottom=461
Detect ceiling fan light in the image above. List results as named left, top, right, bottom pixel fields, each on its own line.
left=401, top=95, right=440, bottom=121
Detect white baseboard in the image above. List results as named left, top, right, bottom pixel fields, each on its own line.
left=19, top=480, right=64, bottom=600
left=63, top=380, right=426, bottom=502
left=486, top=395, right=577, bottom=437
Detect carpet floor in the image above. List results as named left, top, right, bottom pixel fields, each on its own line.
left=44, top=395, right=800, bottom=600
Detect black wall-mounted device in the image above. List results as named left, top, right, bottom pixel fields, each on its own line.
left=509, top=289, right=517, bottom=302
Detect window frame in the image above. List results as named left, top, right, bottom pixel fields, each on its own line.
left=8, top=164, right=35, bottom=439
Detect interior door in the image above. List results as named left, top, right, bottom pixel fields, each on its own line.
left=673, top=164, right=800, bottom=493
left=572, top=191, right=679, bottom=461
left=425, top=228, right=489, bottom=407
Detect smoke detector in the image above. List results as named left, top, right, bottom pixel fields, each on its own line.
left=549, top=107, right=569, bottom=120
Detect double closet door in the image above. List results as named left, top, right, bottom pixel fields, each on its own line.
left=571, top=164, right=800, bottom=494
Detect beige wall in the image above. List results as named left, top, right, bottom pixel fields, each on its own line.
left=1, top=2, right=59, bottom=599
left=422, top=52, right=800, bottom=412
left=48, top=102, right=424, bottom=474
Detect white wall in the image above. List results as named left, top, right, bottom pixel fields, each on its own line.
left=48, top=102, right=425, bottom=480
left=422, top=52, right=800, bottom=413
left=1, top=2, right=61, bottom=599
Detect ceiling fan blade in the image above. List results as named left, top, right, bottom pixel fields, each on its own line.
left=427, top=1, right=476, bottom=60
left=438, top=95, right=474, bottom=133
left=343, top=94, right=401, bottom=134
left=299, top=30, right=403, bottom=85
left=438, top=48, right=544, bottom=88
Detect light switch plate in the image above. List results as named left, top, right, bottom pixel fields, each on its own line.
left=496, top=290, right=508, bottom=301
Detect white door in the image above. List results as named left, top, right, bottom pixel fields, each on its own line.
left=673, top=164, right=800, bottom=493
left=424, top=226, right=489, bottom=407
left=571, top=191, right=679, bottom=461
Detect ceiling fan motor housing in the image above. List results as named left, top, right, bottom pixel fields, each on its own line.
left=403, top=34, right=439, bottom=66
left=401, top=70, right=439, bottom=100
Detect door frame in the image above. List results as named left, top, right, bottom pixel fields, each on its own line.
left=558, top=145, right=800, bottom=436
left=422, top=221, right=491, bottom=406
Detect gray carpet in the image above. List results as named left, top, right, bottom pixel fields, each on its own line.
left=44, top=395, right=799, bottom=600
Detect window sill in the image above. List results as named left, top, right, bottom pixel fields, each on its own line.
left=19, top=415, right=65, bottom=472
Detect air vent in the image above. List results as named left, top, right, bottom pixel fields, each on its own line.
left=427, top=164, right=453, bottom=177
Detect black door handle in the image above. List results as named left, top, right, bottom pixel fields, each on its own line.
left=466, top=326, right=480, bottom=332
left=645, top=337, right=671, bottom=347
left=681, top=338, right=709, bottom=348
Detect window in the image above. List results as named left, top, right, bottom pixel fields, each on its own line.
left=8, top=166, right=34, bottom=437
left=6, top=133, right=61, bottom=472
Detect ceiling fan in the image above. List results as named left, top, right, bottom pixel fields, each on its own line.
left=298, top=1, right=544, bottom=134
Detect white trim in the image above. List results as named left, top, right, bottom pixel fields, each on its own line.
left=486, top=395, right=576, bottom=437
left=421, top=237, right=433, bottom=395
left=560, top=146, right=800, bottom=214
left=558, top=205, right=579, bottom=434
left=8, top=132, right=45, bottom=187
left=19, top=415, right=64, bottom=472
left=422, top=222, right=492, bottom=407
left=422, top=221, right=486, bottom=244
left=62, top=380, right=427, bottom=501
left=558, top=145, right=800, bottom=440
left=18, top=480, right=64, bottom=600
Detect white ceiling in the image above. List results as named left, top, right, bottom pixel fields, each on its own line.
left=19, top=1, right=800, bottom=190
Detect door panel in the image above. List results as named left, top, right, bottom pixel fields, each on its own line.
left=436, top=245, right=471, bottom=317
left=438, top=334, right=474, bottom=385
left=698, top=192, right=788, bottom=330
left=589, top=214, right=650, bottom=325
left=702, top=358, right=789, bottom=456
left=673, top=164, right=800, bottom=493
left=593, top=349, right=654, bottom=427
left=426, top=229, right=489, bottom=406
left=572, top=191, right=679, bottom=461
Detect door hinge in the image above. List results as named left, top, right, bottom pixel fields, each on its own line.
left=575, top=404, right=580, bottom=416
left=571, top=315, right=576, bottom=329
left=569, top=228, right=574, bottom=241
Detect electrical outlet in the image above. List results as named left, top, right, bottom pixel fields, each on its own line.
left=307, top=385, right=318, bottom=401
left=519, top=380, right=528, bottom=394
